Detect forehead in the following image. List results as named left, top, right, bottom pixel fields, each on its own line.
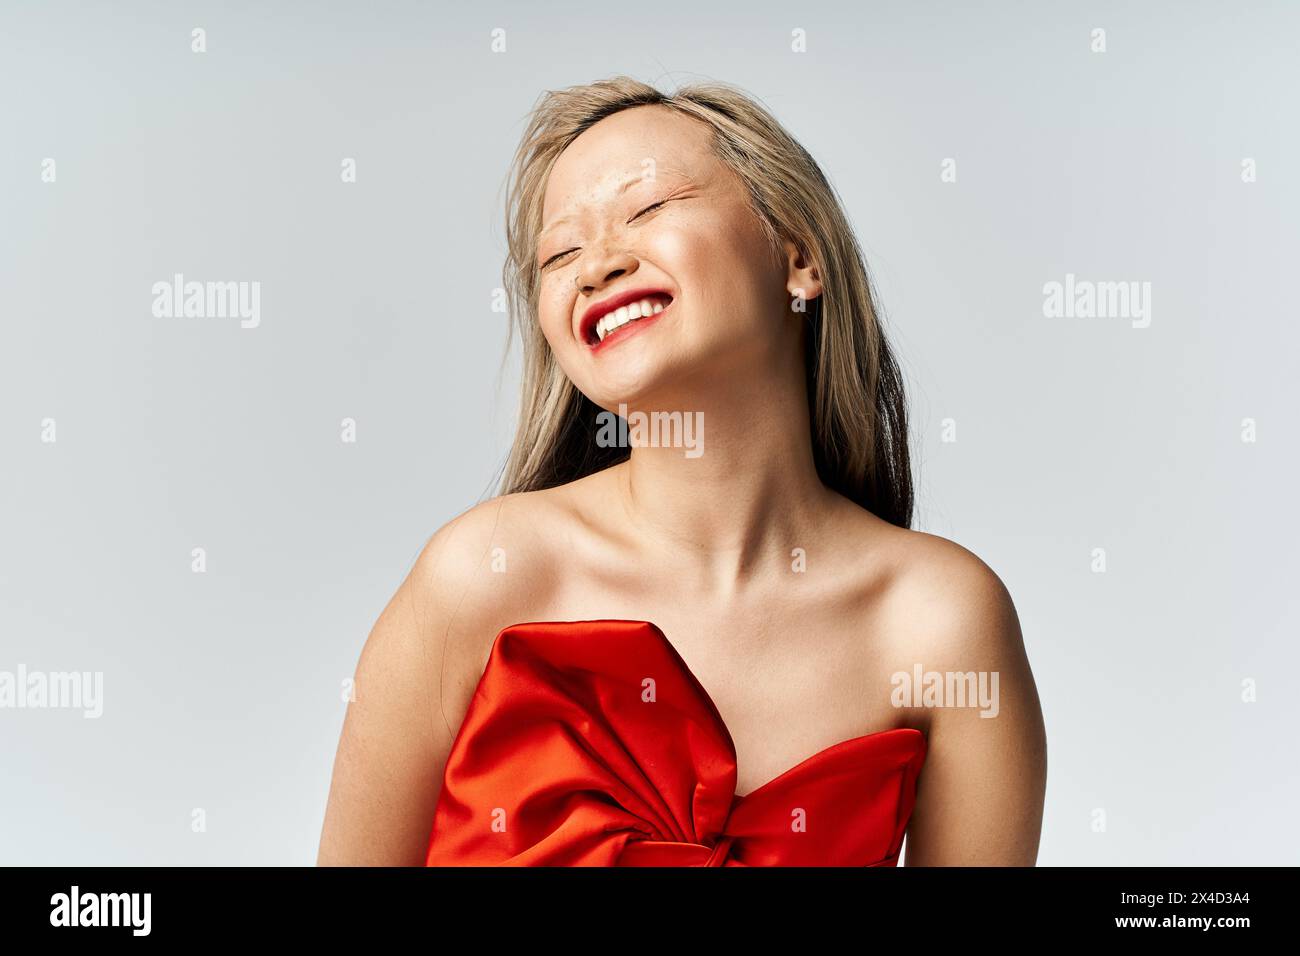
left=541, top=105, right=716, bottom=220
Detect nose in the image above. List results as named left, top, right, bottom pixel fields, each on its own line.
left=576, top=248, right=639, bottom=295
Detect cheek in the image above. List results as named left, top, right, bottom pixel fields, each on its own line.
left=536, top=284, right=597, bottom=390
left=662, top=211, right=779, bottom=331
left=537, top=283, right=574, bottom=349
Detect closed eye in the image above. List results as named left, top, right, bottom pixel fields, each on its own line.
left=540, top=199, right=673, bottom=270
left=540, top=248, right=577, bottom=270
left=629, top=199, right=668, bottom=222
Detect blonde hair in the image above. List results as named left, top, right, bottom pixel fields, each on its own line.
left=497, top=76, right=913, bottom=528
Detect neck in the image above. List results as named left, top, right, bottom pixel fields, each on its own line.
left=610, top=347, right=832, bottom=595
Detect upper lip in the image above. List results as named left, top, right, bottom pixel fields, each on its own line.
left=578, top=287, right=674, bottom=344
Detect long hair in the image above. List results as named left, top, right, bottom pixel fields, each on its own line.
left=497, top=76, right=913, bottom=528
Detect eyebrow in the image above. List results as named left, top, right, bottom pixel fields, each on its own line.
left=538, top=172, right=665, bottom=239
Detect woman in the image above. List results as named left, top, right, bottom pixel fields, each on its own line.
left=317, top=76, right=1047, bottom=866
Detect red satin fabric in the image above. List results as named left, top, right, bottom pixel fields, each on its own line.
left=425, top=620, right=927, bottom=866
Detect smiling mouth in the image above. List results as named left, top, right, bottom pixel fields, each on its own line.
left=588, top=293, right=673, bottom=346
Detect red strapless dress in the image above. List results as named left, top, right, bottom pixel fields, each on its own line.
left=425, top=619, right=927, bottom=866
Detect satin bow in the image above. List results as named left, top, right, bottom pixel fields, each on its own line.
left=425, top=620, right=927, bottom=867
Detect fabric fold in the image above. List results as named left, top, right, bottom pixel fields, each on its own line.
left=425, top=619, right=927, bottom=867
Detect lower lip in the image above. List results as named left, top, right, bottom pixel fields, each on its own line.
left=589, top=302, right=672, bottom=353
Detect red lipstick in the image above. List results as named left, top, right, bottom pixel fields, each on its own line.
left=578, top=287, right=674, bottom=347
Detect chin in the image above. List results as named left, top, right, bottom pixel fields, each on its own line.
left=580, top=348, right=712, bottom=414
left=563, top=313, right=740, bottom=411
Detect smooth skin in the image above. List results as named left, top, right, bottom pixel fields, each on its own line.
left=317, top=105, right=1047, bottom=866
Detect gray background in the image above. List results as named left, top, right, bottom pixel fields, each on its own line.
left=2, top=0, right=1296, bottom=865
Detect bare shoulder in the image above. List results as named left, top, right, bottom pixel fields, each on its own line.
left=410, top=475, right=601, bottom=586
left=407, top=465, right=621, bottom=606
left=406, top=488, right=568, bottom=630
left=865, top=523, right=1041, bottom=731
left=317, top=485, right=585, bottom=864
left=818, top=492, right=1021, bottom=659
left=856, top=524, right=1048, bottom=865
left=872, top=525, right=1023, bottom=661
left=407, top=491, right=550, bottom=605
left=402, top=481, right=600, bottom=700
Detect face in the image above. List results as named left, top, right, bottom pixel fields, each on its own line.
left=535, top=105, right=802, bottom=412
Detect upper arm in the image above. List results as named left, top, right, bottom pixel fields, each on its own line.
left=316, top=505, right=502, bottom=866
left=896, top=540, right=1048, bottom=866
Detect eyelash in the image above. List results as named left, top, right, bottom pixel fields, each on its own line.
left=541, top=199, right=669, bottom=270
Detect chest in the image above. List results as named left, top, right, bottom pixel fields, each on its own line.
left=550, top=600, right=904, bottom=798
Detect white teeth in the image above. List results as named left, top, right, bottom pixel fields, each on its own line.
left=594, top=296, right=670, bottom=342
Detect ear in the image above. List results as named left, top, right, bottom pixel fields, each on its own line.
left=782, top=239, right=822, bottom=306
